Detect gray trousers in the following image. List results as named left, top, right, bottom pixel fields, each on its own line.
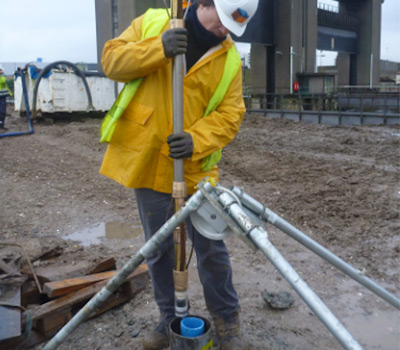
left=135, top=188, right=239, bottom=323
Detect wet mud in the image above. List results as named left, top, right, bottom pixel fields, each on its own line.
left=1, top=110, right=399, bottom=349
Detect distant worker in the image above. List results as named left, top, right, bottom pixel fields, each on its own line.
left=0, top=64, right=12, bottom=130
left=100, top=0, right=259, bottom=349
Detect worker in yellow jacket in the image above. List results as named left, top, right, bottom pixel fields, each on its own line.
left=100, top=1, right=258, bottom=349
left=0, top=64, right=12, bottom=130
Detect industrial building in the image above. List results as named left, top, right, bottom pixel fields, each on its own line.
left=95, top=0, right=388, bottom=94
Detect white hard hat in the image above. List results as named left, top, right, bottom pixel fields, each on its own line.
left=0, top=64, right=3, bottom=71
left=214, top=0, right=259, bottom=37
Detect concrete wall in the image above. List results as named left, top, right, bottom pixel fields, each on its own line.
left=357, top=0, right=382, bottom=85
left=340, top=0, right=382, bottom=86
left=304, top=0, right=318, bottom=73
left=337, top=52, right=350, bottom=85
left=253, top=0, right=318, bottom=94
left=95, top=0, right=165, bottom=73
left=274, top=0, right=292, bottom=93
left=250, top=44, right=267, bottom=94
left=95, top=0, right=113, bottom=71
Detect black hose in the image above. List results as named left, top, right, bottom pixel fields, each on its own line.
left=31, top=61, right=94, bottom=118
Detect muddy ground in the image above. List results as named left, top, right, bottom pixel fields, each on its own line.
left=1, top=108, right=399, bottom=350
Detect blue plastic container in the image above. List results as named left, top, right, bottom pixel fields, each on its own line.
left=180, top=317, right=205, bottom=338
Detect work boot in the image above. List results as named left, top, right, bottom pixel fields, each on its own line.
left=213, top=312, right=248, bottom=350
left=142, top=318, right=170, bottom=350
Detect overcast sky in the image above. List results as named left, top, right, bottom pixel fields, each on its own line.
left=0, top=0, right=399, bottom=65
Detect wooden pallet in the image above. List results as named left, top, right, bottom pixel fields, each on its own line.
left=0, top=264, right=149, bottom=350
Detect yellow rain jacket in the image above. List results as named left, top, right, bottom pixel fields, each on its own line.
left=100, top=10, right=246, bottom=195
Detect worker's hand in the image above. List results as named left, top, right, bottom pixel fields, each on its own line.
left=161, top=28, right=188, bottom=58
left=167, top=132, right=193, bottom=159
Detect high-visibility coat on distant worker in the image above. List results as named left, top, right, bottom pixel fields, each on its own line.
left=0, top=76, right=12, bottom=96
left=100, top=8, right=246, bottom=195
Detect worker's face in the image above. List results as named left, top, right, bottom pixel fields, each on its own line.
left=197, top=5, right=230, bottom=38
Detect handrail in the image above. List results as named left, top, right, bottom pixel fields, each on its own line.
left=244, top=92, right=400, bottom=114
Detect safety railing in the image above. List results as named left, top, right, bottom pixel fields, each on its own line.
left=317, top=2, right=339, bottom=13
left=317, top=8, right=359, bottom=33
left=244, top=92, right=400, bottom=126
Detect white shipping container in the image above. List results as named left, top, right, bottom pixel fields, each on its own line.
left=14, top=69, right=123, bottom=115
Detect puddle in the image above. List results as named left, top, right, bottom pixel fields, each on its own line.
left=63, top=221, right=142, bottom=246
left=336, top=280, right=400, bottom=349
left=343, top=310, right=400, bottom=349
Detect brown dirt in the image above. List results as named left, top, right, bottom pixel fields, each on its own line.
left=1, top=109, right=399, bottom=350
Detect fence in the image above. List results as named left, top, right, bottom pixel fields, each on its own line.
left=245, top=92, right=400, bottom=126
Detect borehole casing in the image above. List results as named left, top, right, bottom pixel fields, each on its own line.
left=170, top=316, right=213, bottom=350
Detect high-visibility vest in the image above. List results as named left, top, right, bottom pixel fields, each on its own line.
left=0, top=76, right=12, bottom=96
left=99, top=8, right=170, bottom=143
left=99, top=8, right=242, bottom=172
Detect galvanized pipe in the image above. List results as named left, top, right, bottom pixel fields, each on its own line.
left=231, top=187, right=400, bottom=310
left=172, top=51, right=185, bottom=182
left=250, top=228, right=363, bottom=350
left=43, top=187, right=207, bottom=350
left=218, top=192, right=363, bottom=350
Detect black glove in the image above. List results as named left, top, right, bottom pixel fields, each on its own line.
left=161, top=28, right=188, bottom=58
left=167, top=132, right=193, bottom=159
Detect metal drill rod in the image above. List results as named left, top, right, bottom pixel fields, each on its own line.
left=217, top=191, right=363, bottom=350
left=231, top=186, right=400, bottom=310
left=43, top=187, right=208, bottom=350
left=172, top=51, right=185, bottom=183
left=170, top=0, right=189, bottom=319
left=171, top=0, right=185, bottom=184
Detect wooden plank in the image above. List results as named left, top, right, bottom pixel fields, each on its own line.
left=21, top=281, right=42, bottom=307
left=21, top=266, right=149, bottom=346
left=0, top=285, right=21, bottom=341
left=88, top=271, right=149, bottom=318
left=23, top=261, right=96, bottom=284
left=43, top=270, right=117, bottom=298
left=89, top=257, right=116, bottom=274
left=32, top=265, right=148, bottom=322
left=32, top=243, right=63, bottom=262
left=32, top=281, right=107, bottom=322
left=123, top=273, right=149, bottom=298
left=23, top=257, right=117, bottom=284
left=43, top=265, right=148, bottom=298
left=89, top=290, right=131, bottom=318
left=7, top=272, right=147, bottom=349
left=34, top=308, right=72, bottom=336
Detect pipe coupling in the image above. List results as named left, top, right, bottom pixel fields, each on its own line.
left=173, top=269, right=188, bottom=292
left=170, top=19, right=185, bottom=29
left=173, top=181, right=187, bottom=199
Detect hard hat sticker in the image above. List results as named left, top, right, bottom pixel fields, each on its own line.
left=231, top=8, right=249, bottom=23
